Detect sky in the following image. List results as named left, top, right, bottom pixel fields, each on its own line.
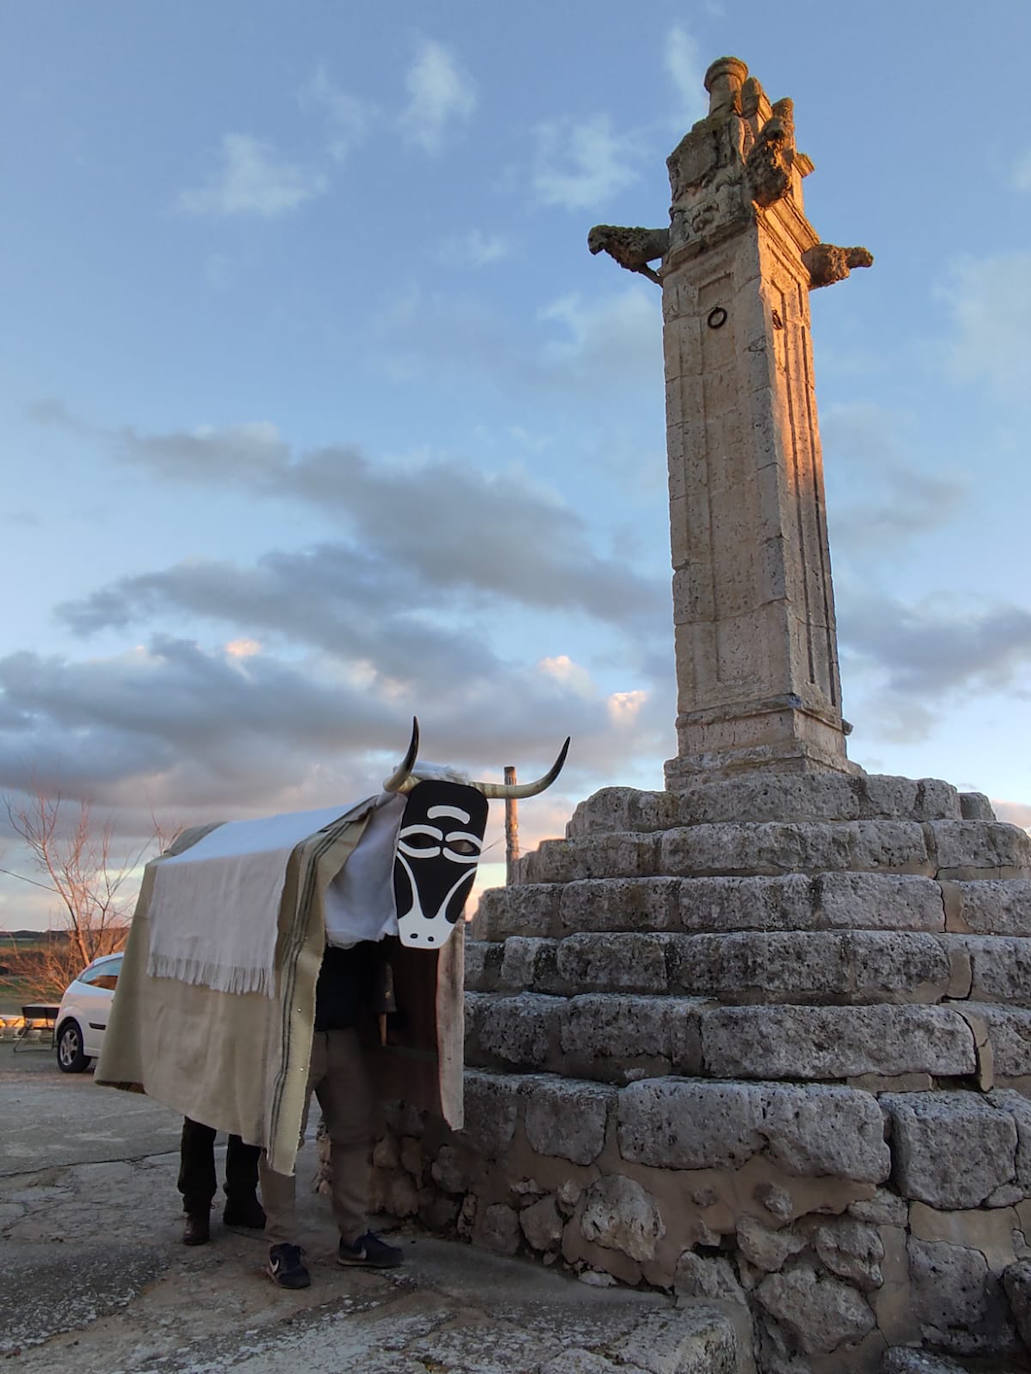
left=2, top=0, right=1030, bottom=930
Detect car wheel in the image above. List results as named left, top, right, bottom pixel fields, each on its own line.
left=56, top=1020, right=90, bottom=1073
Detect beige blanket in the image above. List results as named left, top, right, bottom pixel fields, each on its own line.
left=97, top=800, right=464, bottom=1175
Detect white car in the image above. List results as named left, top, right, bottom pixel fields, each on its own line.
left=55, top=952, right=123, bottom=1073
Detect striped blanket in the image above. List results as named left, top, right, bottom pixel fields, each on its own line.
left=96, top=797, right=463, bottom=1175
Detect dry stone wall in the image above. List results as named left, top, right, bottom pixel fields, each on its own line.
left=367, top=773, right=1031, bottom=1373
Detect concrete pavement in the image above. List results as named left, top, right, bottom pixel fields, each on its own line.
left=0, top=1043, right=732, bottom=1374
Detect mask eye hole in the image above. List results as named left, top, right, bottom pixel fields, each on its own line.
left=448, top=838, right=479, bottom=857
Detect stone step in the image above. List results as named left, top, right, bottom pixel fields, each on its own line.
left=566, top=775, right=973, bottom=836
left=474, top=875, right=1031, bottom=943
left=463, top=992, right=1013, bottom=1086
left=466, top=931, right=1031, bottom=1008
left=513, top=821, right=1031, bottom=886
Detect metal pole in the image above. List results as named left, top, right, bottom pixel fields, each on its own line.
left=504, top=766, right=519, bottom=884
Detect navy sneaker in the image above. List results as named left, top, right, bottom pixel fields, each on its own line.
left=266, top=1243, right=310, bottom=1288
left=337, top=1232, right=403, bottom=1269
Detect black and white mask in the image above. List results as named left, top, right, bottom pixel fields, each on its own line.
left=393, top=781, right=489, bottom=948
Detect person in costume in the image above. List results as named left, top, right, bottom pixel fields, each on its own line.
left=178, top=1118, right=265, bottom=1245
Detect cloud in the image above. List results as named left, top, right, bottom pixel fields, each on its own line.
left=178, top=134, right=328, bottom=218
left=539, top=286, right=662, bottom=387
left=439, top=229, right=511, bottom=268
left=1012, top=151, right=1031, bottom=192
left=399, top=39, right=476, bottom=153
left=942, top=253, right=1031, bottom=391
left=300, top=65, right=374, bottom=162
left=995, top=800, right=1031, bottom=830
left=664, top=26, right=708, bottom=127
left=841, top=592, right=1031, bottom=700
left=822, top=403, right=966, bottom=555
left=532, top=115, right=639, bottom=210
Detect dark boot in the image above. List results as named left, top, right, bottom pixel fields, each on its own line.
left=223, top=1195, right=266, bottom=1229
left=182, top=1211, right=210, bottom=1245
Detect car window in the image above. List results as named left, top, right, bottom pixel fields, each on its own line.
left=78, top=956, right=123, bottom=990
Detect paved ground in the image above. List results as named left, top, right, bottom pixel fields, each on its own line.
left=0, top=1043, right=687, bottom=1374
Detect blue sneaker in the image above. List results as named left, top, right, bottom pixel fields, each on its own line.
left=266, top=1243, right=310, bottom=1288
left=337, top=1232, right=403, bottom=1268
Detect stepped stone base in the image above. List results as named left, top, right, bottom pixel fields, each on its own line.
left=371, top=774, right=1031, bottom=1372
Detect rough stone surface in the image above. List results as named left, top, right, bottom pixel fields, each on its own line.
left=472, top=1202, right=521, bottom=1256
left=466, top=992, right=563, bottom=1070
left=928, top=820, right=1031, bottom=879
left=756, top=1263, right=875, bottom=1354
left=700, top=1005, right=975, bottom=1080
left=522, top=1077, right=614, bottom=1166
left=1002, top=1258, right=1031, bottom=1352
left=907, top=1237, right=993, bottom=1353
left=519, top=1195, right=564, bottom=1253
left=579, top=1176, right=666, bottom=1262
left=811, top=1220, right=884, bottom=1291
left=882, top=1092, right=1018, bottom=1208
left=610, top=1307, right=739, bottom=1374
left=459, top=1070, right=520, bottom=1157
left=736, top=1216, right=807, bottom=1272
left=881, top=1352, right=968, bottom=1373
left=660, top=821, right=931, bottom=880
left=674, top=1252, right=747, bottom=1304
left=956, top=880, right=1031, bottom=936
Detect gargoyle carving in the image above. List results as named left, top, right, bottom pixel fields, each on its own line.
left=587, top=224, right=670, bottom=285
left=802, top=243, right=874, bottom=289
left=745, top=98, right=795, bottom=209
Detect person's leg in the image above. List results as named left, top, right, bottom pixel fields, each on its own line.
left=223, top=1135, right=264, bottom=1227
left=259, top=1035, right=325, bottom=1287
left=178, top=1118, right=217, bottom=1245
left=317, top=1028, right=400, bottom=1268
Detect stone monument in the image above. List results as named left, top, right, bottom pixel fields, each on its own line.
left=369, top=58, right=1031, bottom=1374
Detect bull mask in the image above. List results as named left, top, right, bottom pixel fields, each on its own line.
left=383, top=718, right=569, bottom=949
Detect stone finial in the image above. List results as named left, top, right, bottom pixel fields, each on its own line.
left=802, top=243, right=875, bottom=289
left=703, top=56, right=749, bottom=117
left=587, top=224, right=670, bottom=286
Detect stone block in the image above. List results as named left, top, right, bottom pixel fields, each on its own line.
left=659, top=821, right=930, bottom=879
left=699, top=1005, right=975, bottom=1080
left=907, top=1237, right=996, bottom=1354
left=676, top=875, right=818, bottom=932
left=556, top=932, right=671, bottom=994
left=498, top=937, right=560, bottom=993
left=811, top=1219, right=884, bottom=1291
left=463, top=939, right=503, bottom=992
left=669, top=930, right=949, bottom=1004
left=1002, top=1258, right=1031, bottom=1352
left=955, top=879, right=1031, bottom=936
left=756, top=1263, right=875, bottom=1355
left=959, top=792, right=996, bottom=821
left=522, top=1076, right=615, bottom=1166
left=559, top=878, right=682, bottom=934
left=579, top=1175, right=667, bottom=1262
left=988, top=1088, right=1031, bottom=1189
left=610, top=1307, right=740, bottom=1374
left=736, top=1215, right=807, bottom=1272
left=472, top=1201, right=521, bottom=1255
left=674, top=1252, right=747, bottom=1303
left=527, top=835, right=660, bottom=884
left=940, top=935, right=1031, bottom=1003
left=618, top=1079, right=766, bottom=1170
left=847, top=1188, right=907, bottom=1227
left=566, top=787, right=679, bottom=837
left=814, top=873, right=945, bottom=932
left=760, top=1085, right=889, bottom=1183
left=559, top=995, right=702, bottom=1082
left=928, top=821, right=1031, bottom=880
left=881, top=1351, right=968, bottom=1373
left=473, top=883, right=560, bottom=940
left=883, top=1092, right=1017, bottom=1209
left=465, top=992, right=562, bottom=1071
left=666, top=772, right=961, bottom=825
left=459, top=1070, right=521, bottom=1157
left=519, top=1194, right=564, bottom=1252
left=968, top=1004, right=1031, bottom=1078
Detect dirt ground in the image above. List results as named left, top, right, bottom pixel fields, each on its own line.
left=0, top=1042, right=679, bottom=1374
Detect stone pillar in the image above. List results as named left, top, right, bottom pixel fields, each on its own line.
left=660, top=58, right=869, bottom=786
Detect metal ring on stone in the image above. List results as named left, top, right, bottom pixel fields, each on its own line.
left=707, top=307, right=728, bottom=329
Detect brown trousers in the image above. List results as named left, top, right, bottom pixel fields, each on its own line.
left=259, top=1027, right=373, bottom=1246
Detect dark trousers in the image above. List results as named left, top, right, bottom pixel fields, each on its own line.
left=177, top=1117, right=261, bottom=1216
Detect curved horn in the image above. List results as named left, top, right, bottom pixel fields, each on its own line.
left=382, top=717, right=420, bottom=792
left=471, top=738, right=570, bottom=800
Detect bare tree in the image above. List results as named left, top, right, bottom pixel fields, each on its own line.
left=1, top=791, right=175, bottom=996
